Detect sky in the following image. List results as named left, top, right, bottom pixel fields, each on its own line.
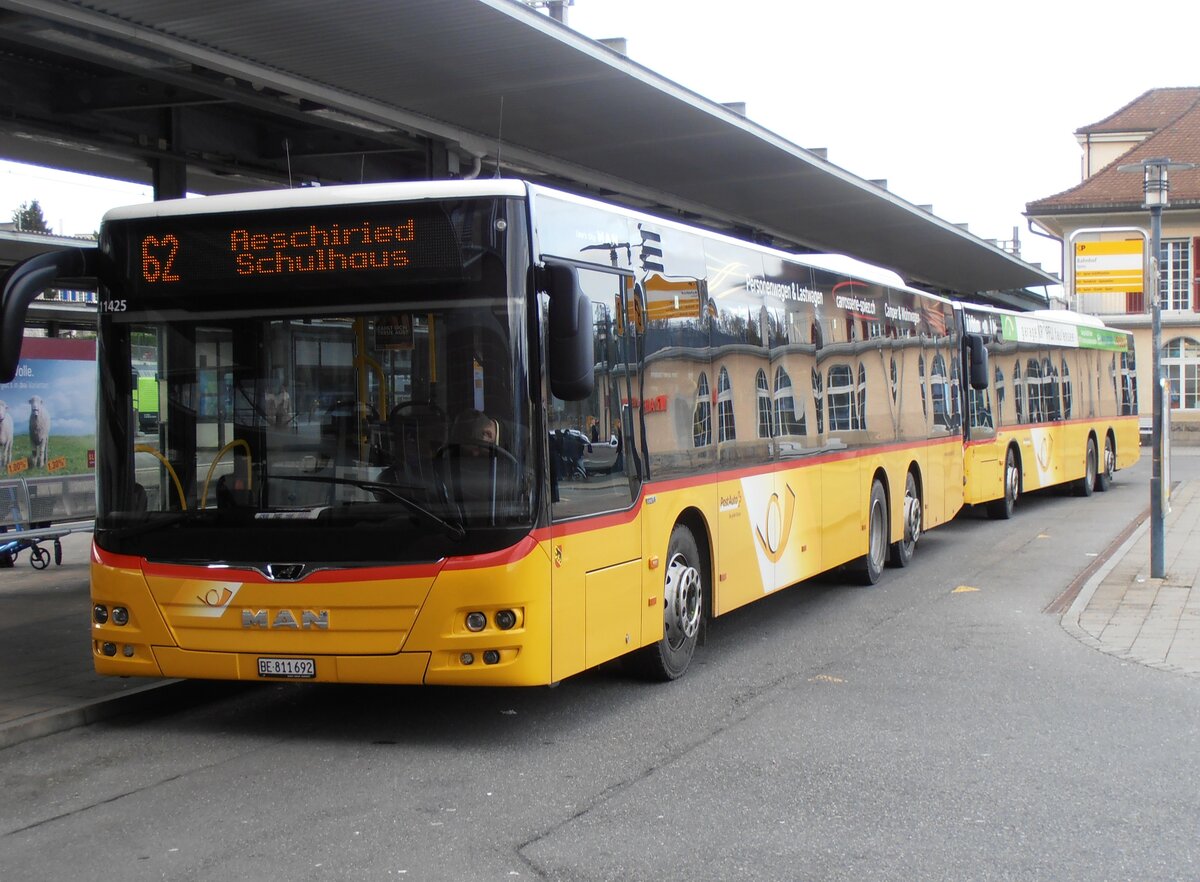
left=3, top=0, right=1199, bottom=282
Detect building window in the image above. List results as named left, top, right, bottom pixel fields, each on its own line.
left=1026, top=358, right=1045, bottom=423
left=918, top=355, right=927, bottom=420
left=1121, top=350, right=1138, bottom=415
left=1160, top=239, right=1192, bottom=312
left=716, top=366, right=736, bottom=442
left=811, top=367, right=824, bottom=434
left=1061, top=357, right=1072, bottom=419
left=858, top=364, right=868, bottom=430
left=1162, top=338, right=1199, bottom=409
left=1043, top=357, right=1061, bottom=422
left=827, top=364, right=862, bottom=431
left=692, top=371, right=711, bottom=448
left=931, top=354, right=951, bottom=428
left=774, top=367, right=805, bottom=436
left=755, top=369, right=773, bottom=438
left=1013, top=360, right=1023, bottom=423
left=994, top=365, right=1006, bottom=424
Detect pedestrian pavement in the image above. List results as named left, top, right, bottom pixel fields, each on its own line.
left=2, top=465, right=1198, bottom=750
left=1062, top=475, right=1200, bottom=678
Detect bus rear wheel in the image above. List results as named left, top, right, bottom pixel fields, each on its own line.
left=888, top=471, right=920, bottom=568
left=1075, top=437, right=1097, bottom=497
left=857, top=480, right=887, bottom=585
left=627, top=524, right=705, bottom=681
left=1095, top=435, right=1115, bottom=492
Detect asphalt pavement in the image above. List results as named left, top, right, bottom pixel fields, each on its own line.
left=1, top=455, right=1197, bottom=751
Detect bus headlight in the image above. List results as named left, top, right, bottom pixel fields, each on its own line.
left=495, top=609, right=517, bottom=630
left=93, top=604, right=109, bottom=624
left=111, top=606, right=130, bottom=626
left=465, top=611, right=487, bottom=632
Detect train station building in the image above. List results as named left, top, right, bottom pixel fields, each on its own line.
left=1027, top=87, right=1200, bottom=443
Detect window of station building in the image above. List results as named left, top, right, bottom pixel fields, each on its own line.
left=1159, top=239, right=1192, bottom=312
left=1121, top=349, right=1139, bottom=415
left=811, top=367, right=824, bottom=434
left=693, top=371, right=712, bottom=447
left=756, top=369, right=774, bottom=438
left=918, top=354, right=927, bottom=420
left=857, top=364, right=867, bottom=430
left=1013, top=360, right=1024, bottom=423
left=826, top=363, right=862, bottom=432
left=931, top=354, right=952, bottom=428
left=716, top=366, right=736, bottom=442
left=1043, top=357, right=1061, bottom=422
left=1061, top=357, right=1073, bottom=419
left=773, top=367, right=805, bottom=436
left=1162, top=337, right=1199, bottom=409
left=1026, top=358, right=1045, bottom=423
left=994, top=365, right=1006, bottom=425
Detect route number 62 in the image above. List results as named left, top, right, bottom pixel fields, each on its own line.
left=141, top=234, right=181, bottom=283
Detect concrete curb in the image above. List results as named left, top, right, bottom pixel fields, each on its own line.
left=1059, top=484, right=1200, bottom=679
left=0, top=680, right=181, bottom=752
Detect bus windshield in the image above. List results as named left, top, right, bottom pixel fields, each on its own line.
left=95, top=196, right=534, bottom=564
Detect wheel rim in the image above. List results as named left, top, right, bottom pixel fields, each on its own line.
left=1104, top=439, right=1115, bottom=479
left=869, top=496, right=886, bottom=568
left=663, top=552, right=702, bottom=650
left=1005, top=455, right=1019, bottom=506
left=1087, top=442, right=1097, bottom=485
left=902, top=478, right=920, bottom=552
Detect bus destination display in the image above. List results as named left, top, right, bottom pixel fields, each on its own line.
left=118, top=202, right=470, bottom=299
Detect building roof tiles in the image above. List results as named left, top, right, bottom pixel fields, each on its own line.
left=1028, top=88, right=1200, bottom=213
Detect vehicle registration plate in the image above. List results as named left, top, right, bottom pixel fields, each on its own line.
left=257, top=657, right=316, bottom=679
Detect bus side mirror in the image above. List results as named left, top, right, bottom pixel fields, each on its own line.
left=966, top=334, right=989, bottom=391
left=544, top=262, right=594, bottom=401
left=0, top=248, right=99, bottom=382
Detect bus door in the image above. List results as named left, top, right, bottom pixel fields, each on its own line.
left=964, top=339, right=1000, bottom=503
left=548, top=268, right=642, bottom=678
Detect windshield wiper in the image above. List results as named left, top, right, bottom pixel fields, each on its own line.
left=280, top=474, right=466, bottom=540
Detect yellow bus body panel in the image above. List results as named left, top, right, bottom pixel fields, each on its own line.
left=91, top=538, right=559, bottom=686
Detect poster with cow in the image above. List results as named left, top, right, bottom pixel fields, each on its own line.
left=0, top=337, right=96, bottom=479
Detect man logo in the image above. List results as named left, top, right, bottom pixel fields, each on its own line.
left=266, top=563, right=307, bottom=581
left=242, top=609, right=329, bottom=630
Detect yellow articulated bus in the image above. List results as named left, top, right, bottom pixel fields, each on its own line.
left=0, top=181, right=1132, bottom=686
left=957, top=304, right=1140, bottom=519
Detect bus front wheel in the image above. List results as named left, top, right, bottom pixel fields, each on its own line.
left=628, top=525, right=705, bottom=681
left=1075, top=438, right=1097, bottom=497
left=987, top=448, right=1019, bottom=520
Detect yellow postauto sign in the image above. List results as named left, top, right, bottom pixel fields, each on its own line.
left=1075, top=240, right=1144, bottom=295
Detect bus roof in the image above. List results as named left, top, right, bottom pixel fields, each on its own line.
left=102, top=179, right=530, bottom=223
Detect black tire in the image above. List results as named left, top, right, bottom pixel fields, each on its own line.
left=1075, top=437, right=1097, bottom=497
left=857, top=480, right=887, bottom=585
left=30, top=545, right=50, bottom=570
left=888, top=471, right=920, bottom=568
left=627, top=525, right=705, bottom=681
left=987, top=447, right=1018, bottom=520
left=53, top=539, right=63, bottom=565
left=1095, top=435, right=1115, bottom=492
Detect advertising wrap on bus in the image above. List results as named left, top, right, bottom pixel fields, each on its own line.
left=0, top=337, right=97, bottom=529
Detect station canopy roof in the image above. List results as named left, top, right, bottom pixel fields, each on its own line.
left=0, top=0, right=1055, bottom=305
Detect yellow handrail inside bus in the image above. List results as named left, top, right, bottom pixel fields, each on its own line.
left=134, top=444, right=188, bottom=511
left=199, top=439, right=254, bottom=509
